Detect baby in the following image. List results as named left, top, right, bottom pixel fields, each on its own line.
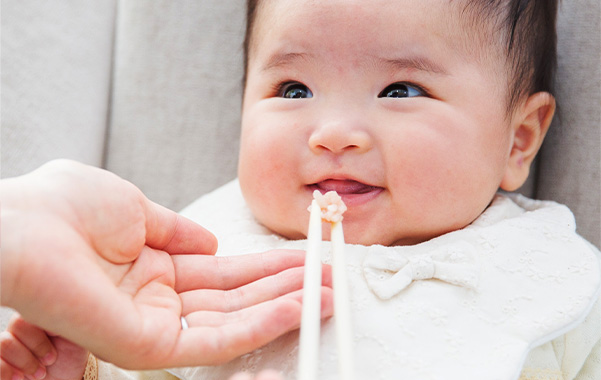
left=3, top=0, right=600, bottom=379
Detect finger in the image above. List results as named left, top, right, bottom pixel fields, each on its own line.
left=171, top=287, right=333, bottom=366
left=6, top=317, right=56, bottom=366
left=1, top=359, right=24, bottom=380
left=173, top=249, right=315, bottom=292
left=180, top=264, right=332, bottom=314
left=143, top=199, right=218, bottom=255
left=45, top=337, right=89, bottom=380
left=0, top=331, right=47, bottom=379
left=175, top=299, right=302, bottom=366
left=183, top=287, right=333, bottom=327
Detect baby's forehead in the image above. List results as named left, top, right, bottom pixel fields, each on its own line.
left=249, top=0, right=506, bottom=71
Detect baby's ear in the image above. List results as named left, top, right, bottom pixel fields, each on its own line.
left=500, top=92, right=556, bottom=192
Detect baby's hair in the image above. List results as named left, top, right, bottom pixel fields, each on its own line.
left=242, top=0, right=259, bottom=91
left=459, top=0, right=558, bottom=113
left=242, top=0, right=558, bottom=113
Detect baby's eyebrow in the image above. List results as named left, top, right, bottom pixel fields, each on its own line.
left=260, top=51, right=448, bottom=76
left=261, top=52, right=313, bottom=72
left=378, top=56, right=449, bottom=75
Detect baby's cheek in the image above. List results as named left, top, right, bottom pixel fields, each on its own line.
left=239, top=138, right=295, bottom=207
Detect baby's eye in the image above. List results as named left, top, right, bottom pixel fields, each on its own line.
left=378, top=83, right=423, bottom=98
left=279, top=82, right=313, bottom=99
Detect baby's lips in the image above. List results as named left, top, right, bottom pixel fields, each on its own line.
left=315, top=179, right=378, bottom=195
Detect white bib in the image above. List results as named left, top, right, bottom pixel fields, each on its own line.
left=170, top=181, right=600, bottom=380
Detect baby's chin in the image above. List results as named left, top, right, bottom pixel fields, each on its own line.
left=342, top=224, right=440, bottom=247
left=262, top=219, right=420, bottom=247
left=347, top=233, right=419, bottom=247
left=258, top=211, right=448, bottom=247
left=258, top=219, right=308, bottom=241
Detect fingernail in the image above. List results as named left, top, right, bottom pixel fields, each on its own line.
left=33, top=367, right=46, bottom=380
left=41, top=352, right=56, bottom=366
left=12, top=372, right=24, bottom=380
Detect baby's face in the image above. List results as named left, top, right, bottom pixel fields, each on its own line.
left=239, top=0, right=519, bottom=245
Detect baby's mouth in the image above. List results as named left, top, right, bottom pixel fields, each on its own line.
left=309, top=179, right=384, bottom=207
left=307, top=179, right=384, bottom=206
left=311, top=179, right=381, bottom=195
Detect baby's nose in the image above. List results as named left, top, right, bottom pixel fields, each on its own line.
left=308, top=121, right=373, bottom=154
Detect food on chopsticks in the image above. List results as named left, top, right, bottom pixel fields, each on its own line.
left=311, top=190, right=347, bottom=223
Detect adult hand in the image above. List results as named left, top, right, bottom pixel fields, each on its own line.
left=1, top=160, right=333, bottom=370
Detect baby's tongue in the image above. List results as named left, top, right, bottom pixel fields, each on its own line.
left=316, top=179, right=373, bottom=194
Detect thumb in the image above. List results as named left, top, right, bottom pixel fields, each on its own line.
left=143, top=198, right=218, bottom=255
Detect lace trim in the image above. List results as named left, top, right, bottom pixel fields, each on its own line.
left=82, top=353, right=98, bottom=380
left=518, top=368, right=564, bottom=380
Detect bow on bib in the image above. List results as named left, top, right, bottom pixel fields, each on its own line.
left=363, top=241, right=479, bottom=299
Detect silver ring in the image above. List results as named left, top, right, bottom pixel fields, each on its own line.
left=180, top=316, right=189, bottom=330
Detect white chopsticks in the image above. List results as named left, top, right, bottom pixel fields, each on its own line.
left=298, top=200, right=354, bottom=380
left=298, top=200, right=323, bottom=380
left=330, top=220, right=354, bottom=380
